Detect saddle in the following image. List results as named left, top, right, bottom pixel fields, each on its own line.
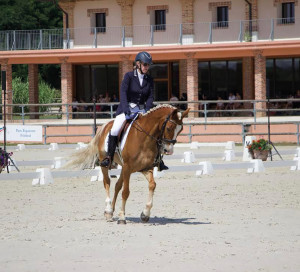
left=117, top=114, right=139, bottom=143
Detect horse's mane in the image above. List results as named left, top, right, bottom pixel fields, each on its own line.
left=142, top=104, right=176, bottom=117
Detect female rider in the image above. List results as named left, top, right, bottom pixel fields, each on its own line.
left=100, top=51, right=168, bottom=171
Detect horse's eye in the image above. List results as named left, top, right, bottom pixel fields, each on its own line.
left=166, top=127, right=171, bottom=132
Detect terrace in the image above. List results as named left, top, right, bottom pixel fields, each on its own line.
left=0, top=18, right=299, bottom=51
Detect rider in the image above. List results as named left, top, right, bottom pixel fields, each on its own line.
left=100, top=51, right=169, bottom=171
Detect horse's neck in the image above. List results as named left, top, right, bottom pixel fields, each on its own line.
left=139, top=111, right=168, bottom=136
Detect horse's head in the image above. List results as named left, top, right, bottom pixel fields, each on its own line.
left=160, top=107, right=190, bottom=155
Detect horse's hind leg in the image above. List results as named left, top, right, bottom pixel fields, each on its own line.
left=101, top=167, right=113, bottom=221
left=141, top=170, right=156, bottom=223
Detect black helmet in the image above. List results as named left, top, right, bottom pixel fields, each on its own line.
left=135, top=51, right=153, bottom=65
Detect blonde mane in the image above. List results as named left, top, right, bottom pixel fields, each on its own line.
left=142, top=104, right=176, bottom=117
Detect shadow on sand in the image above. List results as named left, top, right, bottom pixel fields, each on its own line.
left=125, top=216, right=211, bottom=225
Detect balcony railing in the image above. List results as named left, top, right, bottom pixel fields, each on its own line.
left=0, top=18, right=299, bottom=51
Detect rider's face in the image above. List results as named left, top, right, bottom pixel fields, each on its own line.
left=140, top=62, right=150, bottom=73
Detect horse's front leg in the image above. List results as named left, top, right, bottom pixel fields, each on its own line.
left=111, top=171, right=123, bottom=214
left=141, top=169, right=156, bottom=223
left=117, top=166, right=131, bottom=224
left=101, top=167, right=113, bottom=221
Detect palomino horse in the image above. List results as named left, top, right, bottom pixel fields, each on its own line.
left=68, top=104, right=189, bottom=224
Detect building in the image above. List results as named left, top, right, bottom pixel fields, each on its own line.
left=0, top=0, right=300, bottom=119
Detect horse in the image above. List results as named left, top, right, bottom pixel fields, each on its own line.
left=67, top=104, right=190, bottom=224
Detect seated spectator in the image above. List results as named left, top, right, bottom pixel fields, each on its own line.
left=235, top=92, right=242, bottom=109
left=72, top=97, right=78, bottom=119
left=170, top=93, right=179, bottom=107
left=225, top=92, right=236, bottom=110
left=179, top=93, right=187, bottom=110
left=215, top=96, right=224, bottom=117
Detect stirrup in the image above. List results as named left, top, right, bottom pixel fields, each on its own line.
left=100, top=157, right=111, bottom=168
left=158, top=160, right=169, bottom=172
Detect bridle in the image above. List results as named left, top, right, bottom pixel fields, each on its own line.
left=132, top=112, right=180, bottom=170
left=132, top=113, right=178, bottom=146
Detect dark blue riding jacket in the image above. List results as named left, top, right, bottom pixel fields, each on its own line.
left=115, top=69, right=154, bottom=116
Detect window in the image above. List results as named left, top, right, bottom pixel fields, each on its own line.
left=96, top=13, right=106, bottom=33
left=216, top=6, right=228, bottom=28
left=281, top=2, right=295, bottom=24
left=155, top=10, right=166, bottom=31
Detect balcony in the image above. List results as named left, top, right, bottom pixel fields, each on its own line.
left=0, top=18, right=299, bottom=51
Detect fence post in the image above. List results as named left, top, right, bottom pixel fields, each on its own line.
left=39, top=29, right=43, bottom=50
left=43, top=126, right=47, bottom=144
left=270, top=18, right=274, bottom=41
left=253, top=102, right=257, bottom=124
left=49, top=33, right=51, bottom=49
left=189, top=124, right=192, bottom=143
left=297, top=123, right=300, bottom=146
left=204, top=103, right=208, bottom=126
left=110, top=104, right=114, bottom=118
left=150, top=25, right=154, bottom=46
left=66, top=28, right=70, bottom=49
left=28, top=33, right=31, bottom=50
left=122, top=26, right=125, bottom=47
left=94, top=27, right=97, bottom=48
left=179, top=24, right=183, bottom=45
left=208, top=22, right=212, bottom=44
left=239, top=21, right=243, bottom=42
left=13, top=31, right=16, bottom=50
left=21, top=106, right=25, bottom=125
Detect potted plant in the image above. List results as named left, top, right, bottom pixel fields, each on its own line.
left=247, top=139, right=272, bottom=161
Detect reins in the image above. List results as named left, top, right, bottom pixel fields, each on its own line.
left=132, top=113, right=177, bottom=146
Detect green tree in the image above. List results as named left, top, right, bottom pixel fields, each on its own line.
left=0, top=0, right=63, bottom=89
left=0, top=0, right=62, bottom=31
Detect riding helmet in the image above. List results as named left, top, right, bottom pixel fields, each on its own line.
left=135, top=51, right=153, bottom=65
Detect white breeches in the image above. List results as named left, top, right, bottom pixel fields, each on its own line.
left=110, top=113, right=126, bottom=136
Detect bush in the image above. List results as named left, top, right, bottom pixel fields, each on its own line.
left=10, top=77, right=60, bottom=113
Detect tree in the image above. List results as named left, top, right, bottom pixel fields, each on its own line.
left=0, top=0, right=63, bottom=89
left=0, top=0, right=62, bottom=30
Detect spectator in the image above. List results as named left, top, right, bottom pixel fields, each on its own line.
left=72, top=97, right=78, bottom=119
left=179, top=93, right=187, bottom=110
left=235, top=92, right=242, bottom=109
left=226, top=92, right=236, bottom=110
left=170, top=93, right=179, bottom=107
left=215, top=96, right=224, bottom=117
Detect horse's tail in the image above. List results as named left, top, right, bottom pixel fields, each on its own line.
left=64, top=124, right=106, bottom=169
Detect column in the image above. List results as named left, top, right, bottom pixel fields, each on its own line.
left=179, top=59, right=187, bottom=96
left=1, top=60, right=13, bottom=121
left=254, top=50, right=266, bottom=117
left=28, top=64, right=39, bottom=119
left=242, top=57, right=254, bottom=109
left=117, top=0, right=135, bottom=41
left=61, top=58, right=73, bottom=119
left=185, top=53, right=198, bottom=118
left=179, top=0, right=195, bottom=34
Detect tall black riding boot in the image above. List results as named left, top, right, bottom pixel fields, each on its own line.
left=100, top=134, right=118, bottom=168
left=159, top=159, right=169, bottom=171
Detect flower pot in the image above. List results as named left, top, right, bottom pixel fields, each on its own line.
left=252, top=149, right=269, bottom=161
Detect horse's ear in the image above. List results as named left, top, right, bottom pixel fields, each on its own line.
left=181, top=108, right=190, bottom=119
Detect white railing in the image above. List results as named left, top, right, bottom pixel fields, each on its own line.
left=0, top=18, right=299, bottom=51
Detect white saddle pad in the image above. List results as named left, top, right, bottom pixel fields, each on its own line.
left=104, top=118, right=136, bottom=153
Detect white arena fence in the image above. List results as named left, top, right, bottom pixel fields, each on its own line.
left=1, top=142, right=299, bottom=183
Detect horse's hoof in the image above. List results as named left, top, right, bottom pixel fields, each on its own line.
left=140, top=212, right=150, bottom=223
left=104, top=211, right=113, bottom=221
left=117, top=219, right=127, bottom=225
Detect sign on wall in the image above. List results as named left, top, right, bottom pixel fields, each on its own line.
left=0, top=125, right=43, bottom=142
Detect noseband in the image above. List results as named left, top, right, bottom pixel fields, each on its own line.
left=158, top=113, right=178, bottom=145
